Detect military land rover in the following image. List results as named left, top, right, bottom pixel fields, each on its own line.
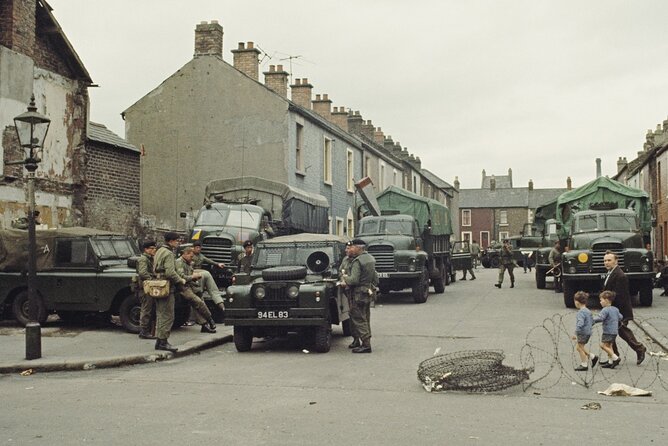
left=0, top=227, right=191, bottom=332
left=224, top=233, right=351, bottom=353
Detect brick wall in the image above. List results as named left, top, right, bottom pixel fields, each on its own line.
left=0, top=0, right=36, bottom=57
left=83, top=142, right=140, bottom=235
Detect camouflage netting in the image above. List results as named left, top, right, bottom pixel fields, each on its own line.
left=417, top=350, right=531, bottom=393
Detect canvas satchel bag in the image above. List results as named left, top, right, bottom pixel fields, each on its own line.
left=143, top=261, right=170, bottom=298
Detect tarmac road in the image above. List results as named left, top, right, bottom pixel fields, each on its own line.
left=2, top=267, right=667, bottom=445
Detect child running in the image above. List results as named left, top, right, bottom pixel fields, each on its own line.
left=572, top=291, right=598, bottom=371
left=593, top=290, right=623, bottom=369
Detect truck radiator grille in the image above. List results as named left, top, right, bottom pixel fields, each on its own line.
left=591, top=244, right=624, bottom=272
left=368, top=245, right=395, bottom=272
left=202, top=238, right=233, bottom=264
left=256, top=285, right=291, bottom=311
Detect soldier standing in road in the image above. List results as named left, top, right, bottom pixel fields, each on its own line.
left=340, top=239, right=377, bottom=353
left=471, top=240, right=481, bottom=269
left=237, top=240, right=254, bottom=274
left=494, top=239, right=515, bottom=289
left=153, top=232, right=187, bottom=352
left=339, top=241, right=361, bottom=349
left=192, top=241, right=226, bottom=314
left=137, top=240, right=157, bottom=340
left=176, top=246, right=217, bottom=334
left=549, top=240, right=562, bottom=293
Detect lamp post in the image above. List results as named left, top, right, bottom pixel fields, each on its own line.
left=12, top=95, right=50, bottom=360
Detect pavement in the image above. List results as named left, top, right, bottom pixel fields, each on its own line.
left=0, top=316, right=233, bottom=374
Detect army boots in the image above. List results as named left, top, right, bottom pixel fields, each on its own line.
left=201, top=320, right=217, bottom=333
left=138, top=330, right=156, bottom=340
left=510, top=281, right=515, bottom=288
left=352, top=339, right=372, bottom=353
left=155, top=339, right=178, bottom=353
left=348, top=338, right=361, bottom=349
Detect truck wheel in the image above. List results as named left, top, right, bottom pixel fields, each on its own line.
left=342, top=319, right=352, bottom=336
left=535, top=270, right=546, bottom=289
left=562, top=280, right=575, bottom=308
left=313, top=324, right=332, bottom=353
left=119, top=294, right=141, bottom=334
left=262, top=266, right=307, bottom=281
left=639, top=282, right=653, bottom=307
left=234, top=326, right=253, bottom=352
left=12, top=290, right=48, bottom=326
left=491, top=257, right=500, bottom=268
left=433, top=263, right=446, bottom=294
left=172, top=303, right=192, bottom=329
left=412, top=269, right=429, bottom=304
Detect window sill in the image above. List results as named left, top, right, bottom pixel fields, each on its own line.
left=324, top=181, right=333, bottom=186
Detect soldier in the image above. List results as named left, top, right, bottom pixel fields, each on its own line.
left=191, top=241, right=226, bottom=314
left=494, top=239, right=515, bottom=289
left=470, top=240, right=481, bottom=269
left=237, top=240, right=254, bottom=274
left=176, top=246, right=217, bottom=333
left=340, top=238, right=377, bottom=353
left=339, top=241, right=361, bottom=348
left=549, top=240, right=562, bottom=293
left=153, top=232, right=187, bottom=352
left=137, top=240, right=157, bottom=340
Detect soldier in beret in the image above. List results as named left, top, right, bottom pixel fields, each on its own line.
left=339, top=238, right=377, bottom=353
left=152, top=232, right=186, bottom=352
left=237, top=240, right=254, bottom=274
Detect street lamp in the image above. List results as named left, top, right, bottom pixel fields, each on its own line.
left=12, top=95, right=50, bottom=360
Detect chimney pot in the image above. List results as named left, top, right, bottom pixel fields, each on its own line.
left=247, top=41, right=254, bottom=49
left=567, top=177, right=572, bottom=190
left=277, top=64, right=283, bottom=71
left=238, top=42, right=245, bottom=49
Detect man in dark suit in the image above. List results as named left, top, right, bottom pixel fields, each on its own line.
left=602, top=251, right=647, bottom=365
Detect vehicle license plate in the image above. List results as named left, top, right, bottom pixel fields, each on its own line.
left=257, top=310, right=289, bottom=319
left=378, top=273, right=389, bottom=278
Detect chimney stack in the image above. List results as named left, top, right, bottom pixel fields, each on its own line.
left=2, top=0, right=36, bottom=58
left=616, top=156, right=628, bottom=173
left=263, top=64, right=289, bottom=97
left=232, top=42, right=261, bottom=80
left=454, top=176, right=460, bottom=191
left=331, top=107, right=348, bottom=132
left=528, top=179, right=533, bottom=191
left=490, top=175, right=496, bottom=191
left=595, top=158, right=601, bottom=178
left=312, top=93, right=332, bottom=119
left=567, top=176, right=572, bottom=190
left=508, top=168, right=513, bottom=187
left=373, top=127, right=385, bottom=145
left=194, top=21, right=223, bottom=57
left=290, top=78, right=313, bottom=109
left=383, top=136, right=395, bottom=153
left=347, top=111, right=364, bottom=135
left=360, top=120, right=375, bottom=140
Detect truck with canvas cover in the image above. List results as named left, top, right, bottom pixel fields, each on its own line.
left=190, top=177, right=329, bottom=285
left=531, top=198, right=562, bottom=289
left=0, top=227, right=189, bottom=332
left=556, top=176, right=654, bottom=308
left=355, top=181, right=453, bottom=303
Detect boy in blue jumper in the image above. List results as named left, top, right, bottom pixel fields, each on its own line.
left=593, top=290, right=623, bottom=369
left=572, top=291, right=598, bottom=371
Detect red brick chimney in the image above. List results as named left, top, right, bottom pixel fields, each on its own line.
left=330, top=107, right=348, bottom=132
left=0, top=0, right=37, bottom=58
left=312, top=94, right=332, bottom=119
left=290, top=78, right=313, bottom=109
left=263, top=64, right=288, bottom=97
left=360, top=120, right=375, bottom=140
left=231, top=42, right=261, bottom=80
left=373, top=127, right=385, bottom=145
left=194, top=21, right=223, bottom=57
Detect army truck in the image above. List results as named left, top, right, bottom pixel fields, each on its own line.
left=224, top=233, right=351, bottom=353
left=355, top=182, right=453, bottom=303
left=0, top=228, right=190, bottom=332
left=189, top=177, right=329, bottom=285
left=557, top=177, right=654, bottom=308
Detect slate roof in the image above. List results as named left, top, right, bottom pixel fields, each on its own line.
left=421, top=168, right=454, bottom=190
left=87, top=122, right=138, bottom=152
left=460, top=187, right=568, bottom=209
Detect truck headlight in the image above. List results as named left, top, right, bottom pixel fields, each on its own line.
left=254, top=286, right=265, bottom=299
left=287, top=285, right=299, bottom=298
left=568, top=266, right=577, bottom=274
left=577, top=253, right=588, bottom=263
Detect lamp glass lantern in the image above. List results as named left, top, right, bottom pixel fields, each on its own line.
left=14, top=95, right=50, bottom=164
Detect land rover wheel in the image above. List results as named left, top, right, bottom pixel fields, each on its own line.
left=562, top=280, right=575, bottom=308
left=313, top=323, right=332, bottom=353
left=535, top=269, right=546, bottom=289
left=412, top=269, right=429, bottom=304
left=12, top=290, right=48, bottom=326
left=490, top=257, right=500, bottom=268
left=342, top=318, right=352, bottom=336
left=639, top=282, right=653, bottom=307
left=433, top=262, right=446, bottom=294
left=119, top=294, right=141, bottom=334
left=262, top=266, right=307, bottom=281
left=234, top=326, right=253, bottom=352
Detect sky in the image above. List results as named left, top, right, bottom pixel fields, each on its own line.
left=47, top=0, right=668, bottom=190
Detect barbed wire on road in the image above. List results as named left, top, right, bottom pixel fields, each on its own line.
left=520, top=313, right=668, bottom=392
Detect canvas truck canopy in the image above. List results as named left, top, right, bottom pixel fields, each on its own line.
left=556, top=176, right=652, bottom=237
left=205, top=177, right=330, bottom=234
left=0, top=227, right=116, bottom=272
left=376, top=185, right=453, bottom=236
left=534, top=198, right=558, bottom=223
